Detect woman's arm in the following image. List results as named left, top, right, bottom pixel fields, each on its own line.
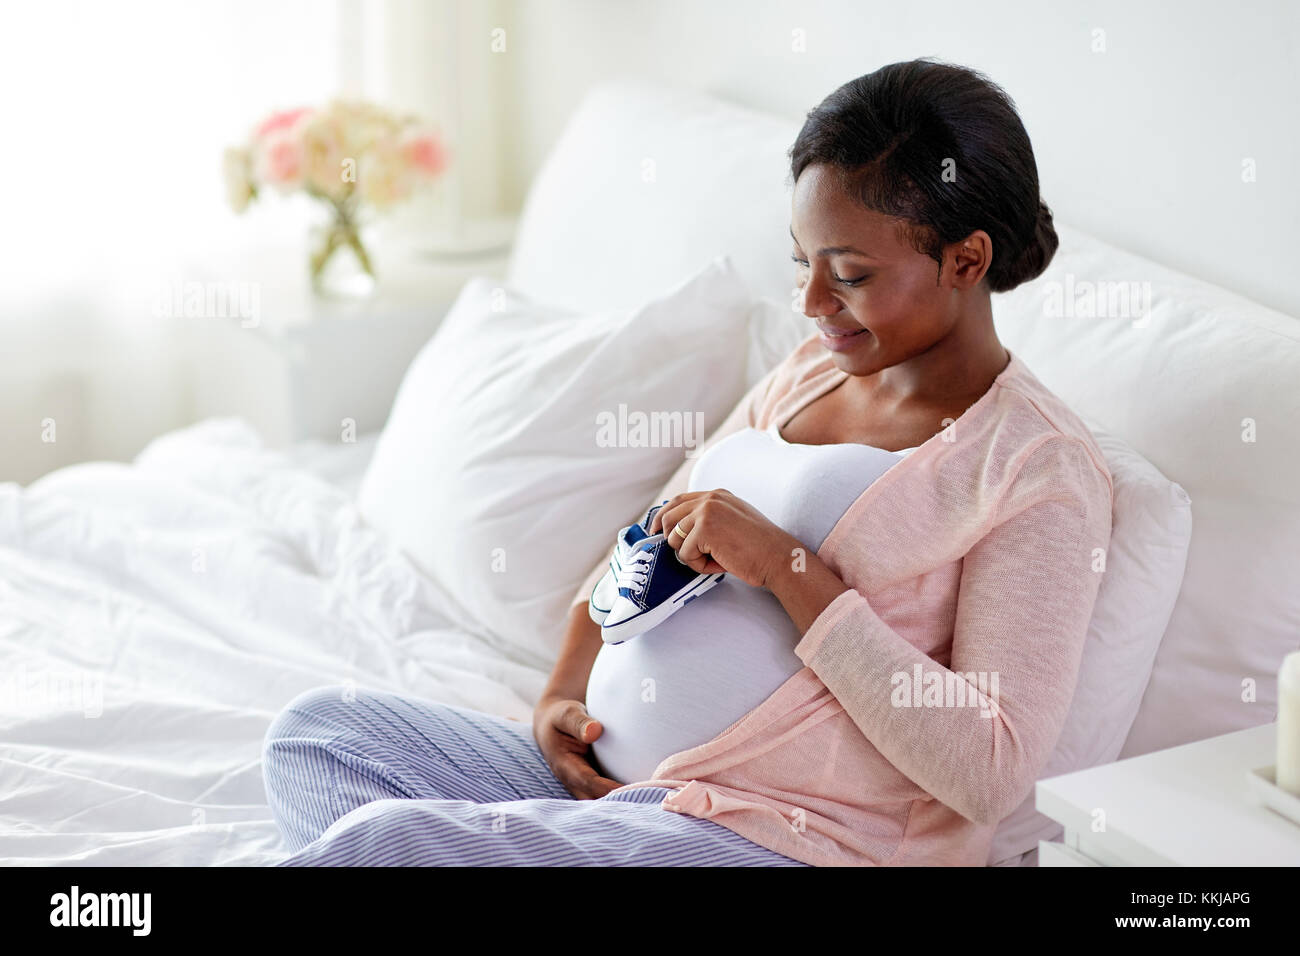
left=538, top=605, right=605, bottom=704
left=532, top=605, right=621, bottom=798
left=765, top=547, right=850, bottom=634
left=782, top=436, right=1113, bottom=827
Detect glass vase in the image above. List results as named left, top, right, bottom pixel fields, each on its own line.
left=310, top=210, right=376, bottom=300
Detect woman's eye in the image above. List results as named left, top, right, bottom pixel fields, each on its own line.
left=790, top=254, right=866, bottom=287
left=790, top=254, right=863, bottom=283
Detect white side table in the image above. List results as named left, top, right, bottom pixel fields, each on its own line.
left=186, top=233, right=511, bottom=447
left=1035, top=723, right=1300, bottom=866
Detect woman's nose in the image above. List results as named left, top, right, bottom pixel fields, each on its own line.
left=799, top=270, right=839, bottom=318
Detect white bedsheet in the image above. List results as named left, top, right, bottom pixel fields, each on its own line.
left=0, top=419, right=551, bottom=865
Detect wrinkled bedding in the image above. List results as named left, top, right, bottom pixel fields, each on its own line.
left=0, top=419, right=551, bottom=865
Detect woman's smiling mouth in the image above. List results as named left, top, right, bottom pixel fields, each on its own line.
left=817, top=324, right=871, bottom=351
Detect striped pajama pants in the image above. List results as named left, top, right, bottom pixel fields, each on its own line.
left=261, top=685, right=807, bottom=866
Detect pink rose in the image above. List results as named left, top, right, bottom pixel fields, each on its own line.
left=255, top=107, right=312, bottom=139
left=403, top=133, right=448, bottom=177
left=255, top=129, right=304, bottom=190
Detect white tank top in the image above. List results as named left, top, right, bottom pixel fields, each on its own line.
left=586, top=422, right=916, bottom=784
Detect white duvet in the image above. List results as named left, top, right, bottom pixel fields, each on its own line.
left=0, top=419, right=551, bottom=865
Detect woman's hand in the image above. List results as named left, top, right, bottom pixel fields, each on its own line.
left=649, top=489, right=799, bottom=589
left=532, top=696, right=622, bottom=799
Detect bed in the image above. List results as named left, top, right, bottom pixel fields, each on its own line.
left=0, top=420, right=551, bottom=864
left=3, top=81, right=1297, bottom=867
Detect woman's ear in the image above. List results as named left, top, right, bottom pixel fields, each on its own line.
left=947, top=230, right=994, bottom=289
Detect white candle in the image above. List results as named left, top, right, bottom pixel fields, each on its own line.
left=1278, top=651, right=1300, bottom=794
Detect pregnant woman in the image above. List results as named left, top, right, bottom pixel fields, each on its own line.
left=262, top=58, right=1113, bottom=867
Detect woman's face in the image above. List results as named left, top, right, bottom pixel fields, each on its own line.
left=790, top=163, right=977, bottom=378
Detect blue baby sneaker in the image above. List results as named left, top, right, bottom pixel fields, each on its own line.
left=588, top=501, right=668, bottom=625
left=599, top=525, right=725, bottom=644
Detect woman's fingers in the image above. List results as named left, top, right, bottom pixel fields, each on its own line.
left=665, top=495, right=740, bottom=577
left=680, top=525, right=726, bottom=575
left=536, top=699, right=621, bottom=799
left=567, top=757, right=621, bottom=799
left=647, top=492, right=705, bottom=534
left=674, top=517, right=708, bottom=568
left=655, top=503, right=699, bottom=559
left=553, top=699, right=601, bottom=743
left=664, top=501, right=721, bottom=573
left=551, top=746, right=620, bottom=799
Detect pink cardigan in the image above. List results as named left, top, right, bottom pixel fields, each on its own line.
left=570, top=334, right=1114, bottom=866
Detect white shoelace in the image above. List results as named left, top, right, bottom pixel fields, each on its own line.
left=613, top=550, right=654, bottom=597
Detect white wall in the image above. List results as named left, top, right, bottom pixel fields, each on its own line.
left=501, top=0, right=1298, bottom=319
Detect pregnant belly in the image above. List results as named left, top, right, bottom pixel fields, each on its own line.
left=584, top=576, right=804, bottom=785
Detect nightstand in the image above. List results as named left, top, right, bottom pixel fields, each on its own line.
left=1035, top=723, right=1300, bottom=866
left=186, top=228, right=511, bottom=447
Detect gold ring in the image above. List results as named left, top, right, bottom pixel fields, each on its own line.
left=669, top=523, right=688, bottom=540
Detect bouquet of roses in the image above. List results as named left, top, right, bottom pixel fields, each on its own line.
left=224, top=101, right=449, bottom=288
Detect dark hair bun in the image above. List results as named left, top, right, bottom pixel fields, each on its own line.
left=790, top=59, right=1058, bottom=295
left=988, top=199, right=1058, bottom=293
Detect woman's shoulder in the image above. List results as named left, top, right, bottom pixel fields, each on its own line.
left=986, top=352, right=1115, bottom=506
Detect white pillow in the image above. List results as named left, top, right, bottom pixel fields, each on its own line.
left=745, top=297, right=817, bottom=389
left=358, top=257, right=754, bottom=667
left=507, top=81, right=801, bottom=313
left=993, top=223, right=1300, bottom=763
left=987, top=419, right=1192, bottom=864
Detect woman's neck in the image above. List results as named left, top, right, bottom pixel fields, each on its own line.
left=869, top=311, right=1009, bottom=409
